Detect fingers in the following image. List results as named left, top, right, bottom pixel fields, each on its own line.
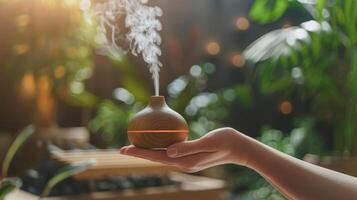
left=120, top=146, right=217, bottom=173
left=120, top=145, right=170, bottom=164
left=166, top=129, right=228, bottom=158
left=166, top=139, right=215, bottom=158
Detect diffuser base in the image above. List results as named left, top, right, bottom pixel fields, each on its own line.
left=128, top=130, right=188, bottom=149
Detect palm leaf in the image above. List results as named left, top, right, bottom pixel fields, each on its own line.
left=2, top=125, right=34, bottom=177
left=243, top=20, right=330, bottom=63
left=40, top=159, right=96, bottom=198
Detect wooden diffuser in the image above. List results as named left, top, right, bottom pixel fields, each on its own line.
left=127, top=96, right=189, bottom=149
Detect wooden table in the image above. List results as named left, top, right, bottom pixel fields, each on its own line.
left=6, top=150, right=228, bottom=200
left=51, top=149, right=179, bottom=179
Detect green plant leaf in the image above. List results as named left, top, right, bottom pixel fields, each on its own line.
left=89, top=100, right=132, bottom=147
left=250, top=0, right=289, bottom=24
left=0, top=178, right=22, bottom=200
left=244, top=27, right=309, bottom=63
left=235, top=85, right=253, bottom=107
left=67, top=90, right=99, bottom=108
left=315, top=0, right=327, bottom=21
left=111, top=58, right=151, bottom=102
left=348, top=49, right=357, bottom=97
left=2, top=125, right=34, bottom=177
left=40, top=159, right=96, bottom=198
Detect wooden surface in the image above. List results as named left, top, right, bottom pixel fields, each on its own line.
left=6, top=173, right=226, bottom=200
left=127, top=96, right=189, bottom=149
left=52, top=149, right=179, bottom=179
left=9, top=149, right=228, bottom=200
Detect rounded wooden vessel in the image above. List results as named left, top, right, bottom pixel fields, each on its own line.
left=127, top=96, right=189, bottom=149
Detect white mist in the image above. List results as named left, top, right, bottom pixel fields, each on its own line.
left=92, top=0, right=163, bottom=96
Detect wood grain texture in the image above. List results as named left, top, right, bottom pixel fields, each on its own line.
left=127, top=96, right=189, bottom=149
left=51, top=150, right=178, bottom=179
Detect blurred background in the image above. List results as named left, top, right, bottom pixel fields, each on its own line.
left=0, top=0, right=356, bottom=200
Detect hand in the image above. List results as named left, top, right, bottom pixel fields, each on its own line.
left=120, top=127, right=252, bottom=173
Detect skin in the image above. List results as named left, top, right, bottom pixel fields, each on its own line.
left=120, top=127, right=357, bottom=200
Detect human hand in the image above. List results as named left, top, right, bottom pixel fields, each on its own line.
left=120, top=127, right=252, bottom=173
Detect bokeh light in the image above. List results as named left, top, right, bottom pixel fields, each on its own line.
left=113, top=88, right=135, bottom=104
left=235, top=17, right=250, bottom=31
left=16, top=14, right=30, bottom=29
left=190, top=65, right=202, bottom=77
left=223, top=89, right=236, bottom=101
left=70, top=81, right=84, bottom=94
left=205, top=41, right=221, bottom=55
left=231, top=52, right=245, bottom=68
left=20, top=72, right=36, bottom=99
left=80, top=0, right=91, bottom=11
left=291, top=67, right=304, bottom=84
left=54, top=65, right=66, bottom=79
left=280, top=100, right=293, bottom=115
left=168, top=76, right=188, bottom=97
left=202, top=63, right=215, bottom=74
left=281, top=20, right=292, bottom=28
left=13, top=44, right=30, bottom=55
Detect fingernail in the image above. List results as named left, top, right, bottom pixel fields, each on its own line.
left=167, top=148, right=178, bottom=158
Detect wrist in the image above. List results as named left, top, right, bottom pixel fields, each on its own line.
left=229, top=130, right=256, bottom=167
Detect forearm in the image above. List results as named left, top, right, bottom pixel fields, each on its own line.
left=234, top=134, right=357, bottom=200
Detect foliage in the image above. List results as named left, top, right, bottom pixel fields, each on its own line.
left=2, top=125, right=34, bottom=178
left=89, top=100, right=142, bottom=147
left=110, top=58, right=152, bottom=102
left=246, top=0, right=357, bottom=153
left=88, top=56, right=153, bottom=147
left=235, top=117, right=324, bottom=200
left=250, top=0, right=290, bottom=24
left=40, top=159, right=95, bottom=198
left=0, top=178, right=22, bottom=200
left=0, top=0, right=96, bottom=104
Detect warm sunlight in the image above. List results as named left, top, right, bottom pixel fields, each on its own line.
left=1, top=1, right=357, bottom=200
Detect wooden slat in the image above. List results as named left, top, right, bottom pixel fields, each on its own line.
left=51, top=150, right=178, bottom=180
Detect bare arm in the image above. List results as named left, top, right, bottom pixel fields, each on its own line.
left=120, top=128, right=357, bottom=200
left=245, top=136, right=357, bottom=200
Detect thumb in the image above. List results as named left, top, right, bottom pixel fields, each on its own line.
left=167, top=139, right=212, bottom=158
